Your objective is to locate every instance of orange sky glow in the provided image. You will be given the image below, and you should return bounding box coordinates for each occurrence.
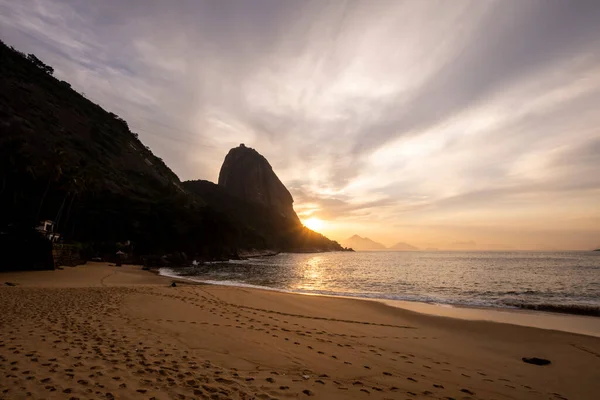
[3,0,599,250]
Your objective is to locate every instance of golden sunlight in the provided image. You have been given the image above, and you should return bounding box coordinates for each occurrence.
[303,217,325,232]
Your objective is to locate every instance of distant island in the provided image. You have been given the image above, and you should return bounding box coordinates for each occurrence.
[341,235,386,251]
[341,235,419,251]
[340,237,528,251]
[389,242,419,251]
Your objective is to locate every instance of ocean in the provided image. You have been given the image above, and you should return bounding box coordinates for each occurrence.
[160,251,600,316]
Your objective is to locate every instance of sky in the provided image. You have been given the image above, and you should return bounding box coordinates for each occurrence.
[1,0,599,250]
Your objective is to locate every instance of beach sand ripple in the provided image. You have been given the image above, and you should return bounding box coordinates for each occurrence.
[1,263,599,399]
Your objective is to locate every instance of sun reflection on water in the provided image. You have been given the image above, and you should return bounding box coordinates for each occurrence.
[170,252,600,314]
[295,255,325,291]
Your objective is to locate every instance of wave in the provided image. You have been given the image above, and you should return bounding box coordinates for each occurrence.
[158,268,600,317]
[503,290,541,295]
[159,270,496,309]
[194,279,296,293]
[159,268,444,301]
[159,269,288,291]
[501,302,600,317]
[203,259,254,265]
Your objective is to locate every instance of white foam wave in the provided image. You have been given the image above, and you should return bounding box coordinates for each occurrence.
[157,267,599,316]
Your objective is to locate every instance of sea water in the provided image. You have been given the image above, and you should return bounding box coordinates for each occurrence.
[160,251,600,316]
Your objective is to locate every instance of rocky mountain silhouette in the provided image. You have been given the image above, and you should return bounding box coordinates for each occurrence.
[342,235,419,251]
[342,235,387,251]
[0,40,344,269]
[388,242,419,251]
[218,144,298,221]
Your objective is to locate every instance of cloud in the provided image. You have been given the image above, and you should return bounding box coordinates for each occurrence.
[1,0,599,249]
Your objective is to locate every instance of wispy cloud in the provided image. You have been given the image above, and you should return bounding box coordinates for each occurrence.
[2,0,599,249]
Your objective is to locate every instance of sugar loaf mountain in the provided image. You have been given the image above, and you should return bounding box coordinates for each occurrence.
[0,41,345,271]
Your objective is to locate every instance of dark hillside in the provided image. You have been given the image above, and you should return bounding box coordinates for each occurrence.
[0,40,234,258]
[0,40,343,265]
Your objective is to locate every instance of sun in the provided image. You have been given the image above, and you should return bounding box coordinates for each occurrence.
[303,217,325,232]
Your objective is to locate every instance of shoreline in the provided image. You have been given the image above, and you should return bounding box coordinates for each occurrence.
[1,262,600,399]
[158,268,600,338]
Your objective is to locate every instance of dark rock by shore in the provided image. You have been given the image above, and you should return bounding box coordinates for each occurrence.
[522,357,551,366]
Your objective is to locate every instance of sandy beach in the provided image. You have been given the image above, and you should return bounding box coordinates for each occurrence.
[1,263,599,400]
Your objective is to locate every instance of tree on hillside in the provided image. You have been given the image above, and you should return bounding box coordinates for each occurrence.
[26,53,54,75]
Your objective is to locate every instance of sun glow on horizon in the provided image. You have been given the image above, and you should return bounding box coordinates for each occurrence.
[303,217,325,232]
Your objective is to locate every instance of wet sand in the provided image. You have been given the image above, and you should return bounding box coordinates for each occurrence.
[1,263,599,399]
[378,299,600,338]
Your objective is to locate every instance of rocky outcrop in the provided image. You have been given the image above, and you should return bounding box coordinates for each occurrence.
[218,144,299,221]
[184,179,345,253]
[522,357,551,366]
[186,146,347,253]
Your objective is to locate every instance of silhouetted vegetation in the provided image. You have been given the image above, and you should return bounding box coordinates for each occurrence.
[26,53,54,75]
[0,40,342,265]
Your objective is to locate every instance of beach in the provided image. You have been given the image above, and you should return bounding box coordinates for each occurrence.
[1,263,599,400]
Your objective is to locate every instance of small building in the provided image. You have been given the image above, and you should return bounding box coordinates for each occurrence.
[36,220,61,242]
[36,219,53,233]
